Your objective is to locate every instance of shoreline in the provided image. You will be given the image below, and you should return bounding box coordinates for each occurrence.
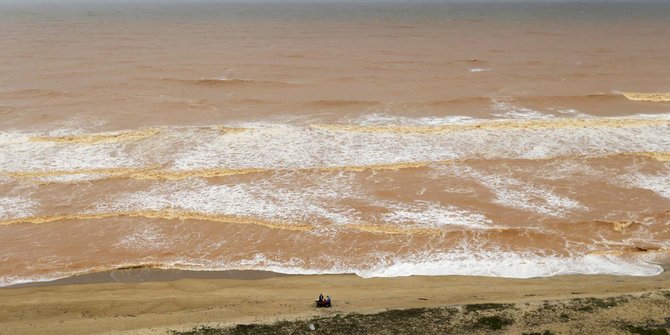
[1,269,669,334]
[6,253,669,289]
[6,269,292,289]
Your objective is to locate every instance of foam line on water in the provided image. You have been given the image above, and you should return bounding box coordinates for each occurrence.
[0,210,312,231]
[0,175,497,235]
[0,196,38,220]
[620,152,670,162]
[355,251,664,278]
[2,115,669,183]
[490,98,555,119]
[0,141,142,172]
[452,166,587,217]
[347,113,477,126]
[311,116,670,134]
[380,201,492,229]
[1,249,665,288]
[4,151,669,183]
[622,92,670,102]
[114,226,172,250]
[618,170,670,199]
[96,176,363,226]
[29,128,160,144]
[176,122,670,172]
[0,131,30,146]
[9,162,431,182]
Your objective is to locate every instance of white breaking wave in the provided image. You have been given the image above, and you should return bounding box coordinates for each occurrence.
[618,171,670,199]
[114,226,174,250]
[206,246,662,278]
[380,201,492,229]
[0,246,663,288]
[0,131,30,147]
[171,121,670,171]
[36,173,112,183]
[531,160,602,181]
[347,113,477,126]
[1,114,669,177]
[491,98,555,119]
[94,175,364,227]
[0,196,38,219]
[30,118,110,138]
[448,166,587,217]
[554,108,590,118]
[355,251,663,278]
[0,140,143,172]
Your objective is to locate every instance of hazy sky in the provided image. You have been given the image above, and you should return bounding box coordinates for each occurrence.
[1,0,665,3]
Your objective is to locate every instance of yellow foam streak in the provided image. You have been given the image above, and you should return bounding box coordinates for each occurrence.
[346,223,522,236]
[0,210,312,232]
[593,220,639,233]
[4,150,670,183]
[5,152,670,184]
[132,168,267,180]
[2,161,433,182]
[619,152,670,162]
[2,167,265,180]
[318,161,433,172]
[218,126,248,134]
[4,167,143,179]
[311,118,670,134]
[0,212,463,236]
[5,149,670,183]
[589,249,669,256]
[348,223,441,236]
[30,129,160,144]
[622,92,670,102]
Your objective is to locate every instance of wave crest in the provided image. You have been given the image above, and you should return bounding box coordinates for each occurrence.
[159,77,294,88]
[2,161,433,182]
[30,129,160,144]
[312,117,670,134]
[0,210,312,232]
[622,92,670,102]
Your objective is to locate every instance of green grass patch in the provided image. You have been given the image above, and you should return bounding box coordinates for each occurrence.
[474,316,513,330]
[626,326,669,335]
[572,297,621,312]
[464,303,513,312]
[376,307,428,319]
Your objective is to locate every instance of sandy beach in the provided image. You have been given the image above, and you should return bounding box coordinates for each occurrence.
[2,0,670,286]
[1,270,669,334]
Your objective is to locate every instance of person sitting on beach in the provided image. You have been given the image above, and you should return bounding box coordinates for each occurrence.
[325,296,331,307]
[316,294,325,307]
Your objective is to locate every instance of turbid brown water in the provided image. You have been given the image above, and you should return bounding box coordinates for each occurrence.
[1,1,669,286]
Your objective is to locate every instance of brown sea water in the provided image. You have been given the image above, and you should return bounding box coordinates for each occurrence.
[1,1,670,285]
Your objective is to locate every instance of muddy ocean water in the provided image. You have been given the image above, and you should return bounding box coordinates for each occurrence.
[1,1,669,286]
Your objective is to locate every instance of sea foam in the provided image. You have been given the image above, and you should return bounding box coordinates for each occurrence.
[380,201,492,229]
[0,196,37,220]
[2,114,669,182]
[356,251,663,278]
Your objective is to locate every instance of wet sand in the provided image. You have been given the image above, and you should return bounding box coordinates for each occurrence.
[7,269,290,288]
[1,270,669,334]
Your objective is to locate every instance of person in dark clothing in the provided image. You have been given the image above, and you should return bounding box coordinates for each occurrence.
[316,293,332,307]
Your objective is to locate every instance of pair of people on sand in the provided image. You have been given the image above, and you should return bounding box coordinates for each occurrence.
[316,293,331,307]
